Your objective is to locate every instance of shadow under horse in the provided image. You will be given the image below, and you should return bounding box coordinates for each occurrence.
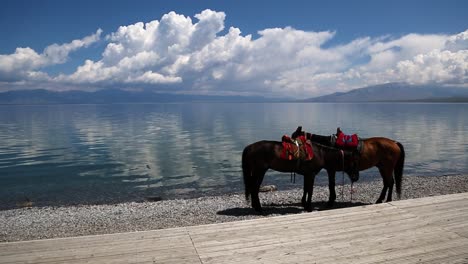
[291,126,405,204]
[242,140,359,212]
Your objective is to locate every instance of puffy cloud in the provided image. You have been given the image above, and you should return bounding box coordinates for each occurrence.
[55,10,232,90]
[0,29,102,82]
[0,47,46,79]
[43,29,102,64]
[395,49,468,85]
[0,9,467,97]
[278,31,467,95]
[190,9,226,50]
[343,32,468,88]
[445,30,468,51]
[126,71,182,84]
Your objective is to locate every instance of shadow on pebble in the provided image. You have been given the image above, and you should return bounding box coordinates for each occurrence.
[217,206,304,216]
[217,201,371,216]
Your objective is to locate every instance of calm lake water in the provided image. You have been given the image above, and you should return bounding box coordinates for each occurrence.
[1,103,467,209]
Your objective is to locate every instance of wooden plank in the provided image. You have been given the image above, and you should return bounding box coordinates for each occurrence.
[190,206,415,246]
[371,244,468,264]
[189,203,394,235]
[191,194,468,263]
[0,227,189,256]
[192,215,423,256]
[210,227,466,264]
[391,192,468,208]
[195,216,429,261]
[0,243,198,264]
[0,228,201,264]
[189,204,397,241]
[398,199,468,214]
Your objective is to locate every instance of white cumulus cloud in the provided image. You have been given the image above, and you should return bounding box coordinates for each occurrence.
[395,49,468,84]
[0,9,467,97]
[0,29,102,82]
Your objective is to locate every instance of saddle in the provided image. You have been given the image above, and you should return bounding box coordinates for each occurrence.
[280,135,314,161]
[332,127,363,152]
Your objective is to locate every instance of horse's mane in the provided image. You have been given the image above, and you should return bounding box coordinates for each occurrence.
[293,131,346,153]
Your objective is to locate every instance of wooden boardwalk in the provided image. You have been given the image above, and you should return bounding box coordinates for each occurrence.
[1,193,468,264]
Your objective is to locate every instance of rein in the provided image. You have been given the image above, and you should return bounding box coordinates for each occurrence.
[301,130,355,202]
[340,150,345,201]
[290,172,296,183]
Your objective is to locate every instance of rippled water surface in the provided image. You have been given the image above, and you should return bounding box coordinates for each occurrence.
[1,103,467,209]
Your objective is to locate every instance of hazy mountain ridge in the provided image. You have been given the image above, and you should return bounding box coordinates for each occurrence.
[1,83,467,104]
[0,89,277,104]
[301,83,468,102]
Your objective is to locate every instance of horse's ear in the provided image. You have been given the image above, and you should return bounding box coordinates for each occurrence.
[296,126,302,132]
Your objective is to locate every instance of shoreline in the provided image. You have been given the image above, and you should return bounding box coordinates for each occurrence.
[1,174,467,242]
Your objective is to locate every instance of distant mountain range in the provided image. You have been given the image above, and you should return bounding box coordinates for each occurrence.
[0,89,276,104]
[0,83,467,104]
[300,83,468,102]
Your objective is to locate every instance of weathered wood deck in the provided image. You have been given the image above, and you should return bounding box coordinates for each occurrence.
[1,192,468,264]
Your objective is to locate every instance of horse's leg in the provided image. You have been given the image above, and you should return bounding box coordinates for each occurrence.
[327,169,336,207]
[251,169,267,212]
[251,189,261,212]
[386,178,394,202]
[302,175,308,208]
[376,166,394,203]
[376,184,387,204]
[304,173,315,212]
[383,167,395,202]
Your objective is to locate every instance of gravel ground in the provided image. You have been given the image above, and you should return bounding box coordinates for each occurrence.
[1,175,467,242]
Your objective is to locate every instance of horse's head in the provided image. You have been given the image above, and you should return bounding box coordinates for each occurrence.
[291,126,304,139]
[344,151,360,182]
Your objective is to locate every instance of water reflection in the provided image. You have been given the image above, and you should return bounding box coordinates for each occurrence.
[0,103,467,209]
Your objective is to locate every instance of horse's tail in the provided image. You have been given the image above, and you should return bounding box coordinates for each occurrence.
[242,145,251,201]
[394,142,405,199]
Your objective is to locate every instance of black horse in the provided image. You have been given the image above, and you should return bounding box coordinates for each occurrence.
[242,140,359,212]
[291,126,405,204]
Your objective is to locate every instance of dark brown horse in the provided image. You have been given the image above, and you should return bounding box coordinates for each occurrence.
[291,126,405,204]
[242,140,359,212]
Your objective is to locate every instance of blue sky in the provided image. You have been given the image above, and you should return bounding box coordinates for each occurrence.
[0,0,467,97]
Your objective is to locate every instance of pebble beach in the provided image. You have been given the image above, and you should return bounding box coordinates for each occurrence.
[1,174,467,242]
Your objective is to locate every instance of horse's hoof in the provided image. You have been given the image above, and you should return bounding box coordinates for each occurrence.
[327,200,335,207]
[376,199,383,204]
